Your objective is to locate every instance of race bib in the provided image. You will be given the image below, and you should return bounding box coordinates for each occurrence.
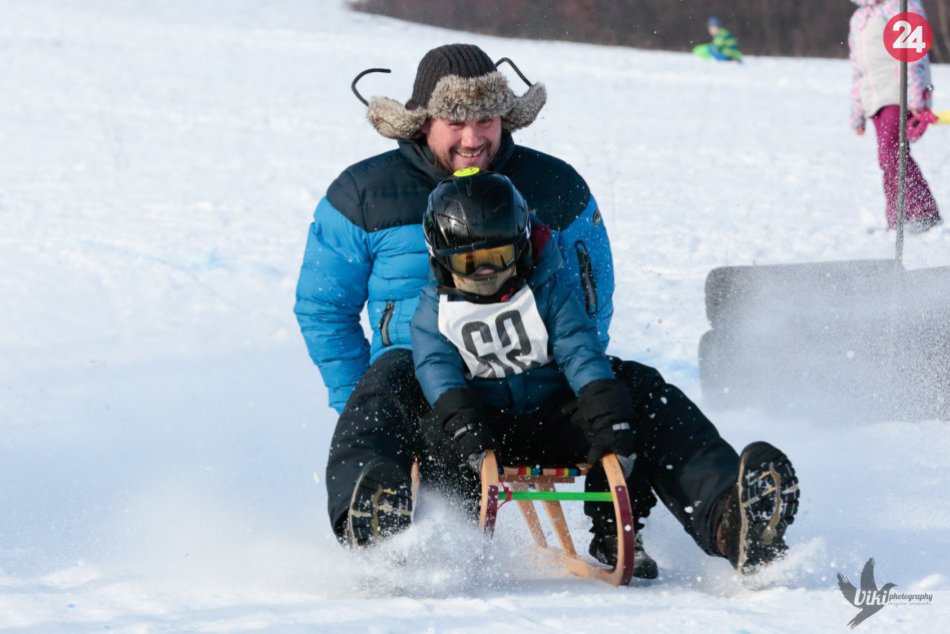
[438,285,551,379]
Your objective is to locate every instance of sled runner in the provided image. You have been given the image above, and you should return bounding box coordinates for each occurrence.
[478,450,635,586]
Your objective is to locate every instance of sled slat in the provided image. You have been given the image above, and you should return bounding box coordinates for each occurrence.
[500,465,588,477]
[538,482,577,556]
[497,475,578,484]
[499,491,614,501]
[512,483,547,548]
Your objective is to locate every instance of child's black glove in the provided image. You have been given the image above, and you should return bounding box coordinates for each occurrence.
[587,421,637,475]
[577,378,638,474]
[433,387,497,471]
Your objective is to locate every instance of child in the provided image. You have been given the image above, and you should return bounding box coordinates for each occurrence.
[410,168,799,575]
[849,0,941,232]
[693,16,743,62]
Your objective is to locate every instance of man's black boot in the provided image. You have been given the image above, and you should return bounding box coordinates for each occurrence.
[715,442,800,574]
[346,458,413,547]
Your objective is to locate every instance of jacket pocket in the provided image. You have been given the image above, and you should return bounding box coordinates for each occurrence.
[574,241,598,316]
[378,300,396,347]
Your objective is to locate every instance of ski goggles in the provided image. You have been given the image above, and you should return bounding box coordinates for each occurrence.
[446,243,517,276]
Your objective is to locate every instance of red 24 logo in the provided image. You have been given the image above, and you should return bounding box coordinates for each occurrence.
[884,12,933,63]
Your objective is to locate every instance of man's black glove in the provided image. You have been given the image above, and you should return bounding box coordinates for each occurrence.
[577,378,638,474]
[433,387,497,472]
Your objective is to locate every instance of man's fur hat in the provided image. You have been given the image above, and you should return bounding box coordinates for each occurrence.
[366,44,546,140]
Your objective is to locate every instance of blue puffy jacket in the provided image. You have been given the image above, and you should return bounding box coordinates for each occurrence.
[294,133,615,412]
[411,225,614,413]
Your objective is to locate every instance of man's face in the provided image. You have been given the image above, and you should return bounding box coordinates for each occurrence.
[422,116,502,173]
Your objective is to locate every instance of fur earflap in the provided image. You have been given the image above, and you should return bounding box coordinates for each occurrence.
[367,96,428,141]
[366,71,547,140]
[502,82,546,132]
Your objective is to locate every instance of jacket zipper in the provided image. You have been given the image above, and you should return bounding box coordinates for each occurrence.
[574,241,598,316]
[379,300,395,347]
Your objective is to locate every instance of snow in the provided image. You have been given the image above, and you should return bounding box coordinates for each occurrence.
[2,0,949,631]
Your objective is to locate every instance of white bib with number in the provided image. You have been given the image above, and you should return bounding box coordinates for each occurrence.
[438,285,551,379]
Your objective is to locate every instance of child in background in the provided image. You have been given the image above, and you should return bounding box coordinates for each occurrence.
[694,16,744,62]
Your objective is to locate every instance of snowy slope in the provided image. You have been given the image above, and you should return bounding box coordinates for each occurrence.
[1,1,949,631]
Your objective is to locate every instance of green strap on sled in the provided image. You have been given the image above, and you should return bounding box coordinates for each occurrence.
[500,490,614,502]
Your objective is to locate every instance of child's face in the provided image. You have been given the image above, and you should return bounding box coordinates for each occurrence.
[451,267,515,297]
[446,243,518,297]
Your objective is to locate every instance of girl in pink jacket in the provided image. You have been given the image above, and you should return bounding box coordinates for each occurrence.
[849,0,942,232]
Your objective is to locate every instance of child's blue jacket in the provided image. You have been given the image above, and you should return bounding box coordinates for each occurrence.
[411,226,614,413]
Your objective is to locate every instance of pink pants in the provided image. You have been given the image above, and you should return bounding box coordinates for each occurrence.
[871,105,941,229]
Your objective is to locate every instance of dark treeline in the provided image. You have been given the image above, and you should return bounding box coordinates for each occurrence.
[349,0,950,64]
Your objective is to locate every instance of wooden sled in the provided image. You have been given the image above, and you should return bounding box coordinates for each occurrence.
[478,450,634,586]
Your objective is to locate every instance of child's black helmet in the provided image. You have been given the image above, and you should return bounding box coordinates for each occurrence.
[423,168,532,297]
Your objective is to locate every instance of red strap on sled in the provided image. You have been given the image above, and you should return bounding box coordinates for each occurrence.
[497,483,513,511]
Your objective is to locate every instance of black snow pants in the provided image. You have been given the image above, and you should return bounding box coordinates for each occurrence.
[325,349,428,538]
[325,349,740,555]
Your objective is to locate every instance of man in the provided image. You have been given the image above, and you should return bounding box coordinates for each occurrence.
[294,44,794,578]
[296,41,654,569]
